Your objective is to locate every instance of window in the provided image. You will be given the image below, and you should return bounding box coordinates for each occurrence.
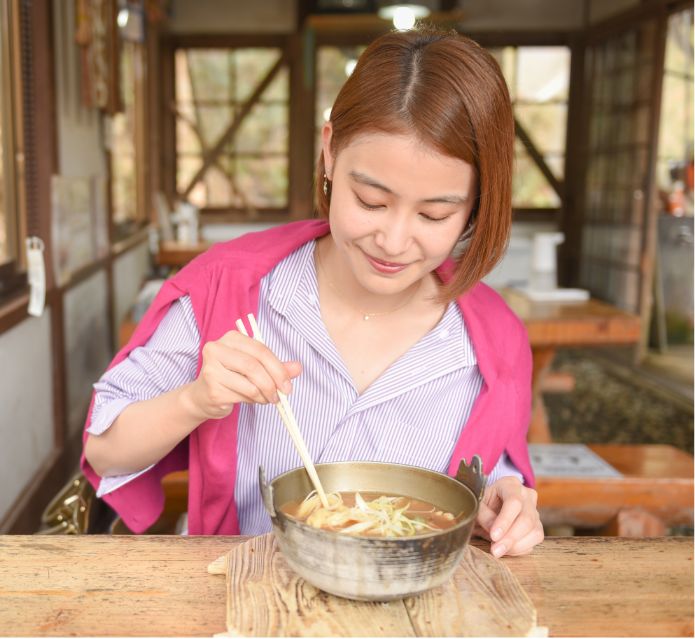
[656,8,693,210]
[111,40,146,239]
[492,46,570,210]
[315,45,366,159]
[0,0,25,296]
[173,46,289,216]
[579,21,661,313]
[316,44,570,213]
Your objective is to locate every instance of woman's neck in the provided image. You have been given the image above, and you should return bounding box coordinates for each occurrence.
[314,237,438,320]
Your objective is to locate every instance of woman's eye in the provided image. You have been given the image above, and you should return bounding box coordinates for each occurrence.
[355,195,384,210]
[419,212,450,223]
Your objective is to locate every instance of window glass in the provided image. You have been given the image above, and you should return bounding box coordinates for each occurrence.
[656,9,694,204]
[174,47,289,211]
[0,10,10,265]
[315,45,366,159]
[497,46,570,208]
[111,41,139,229]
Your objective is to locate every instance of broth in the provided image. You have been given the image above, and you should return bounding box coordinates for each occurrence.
[280,491,460,537]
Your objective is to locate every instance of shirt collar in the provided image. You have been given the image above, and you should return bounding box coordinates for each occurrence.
[266,240,317,318]
[266,241,477,370]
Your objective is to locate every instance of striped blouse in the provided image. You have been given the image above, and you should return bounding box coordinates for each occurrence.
[88,240,522,535]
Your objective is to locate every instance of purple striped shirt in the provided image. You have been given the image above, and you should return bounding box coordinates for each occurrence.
[89,241,522,535]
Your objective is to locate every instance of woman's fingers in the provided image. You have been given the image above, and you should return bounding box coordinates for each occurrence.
[487,491,523,547]
[491,506,542,558]
[211,365,270,405]
[475,478,543,559]
[212,331,294,398]
[284,360,303,379]
[215,347,281,403]
[499,520,545,557]
[474,500,497,539]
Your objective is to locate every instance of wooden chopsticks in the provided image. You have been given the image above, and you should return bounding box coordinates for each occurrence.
[235,313,330,508]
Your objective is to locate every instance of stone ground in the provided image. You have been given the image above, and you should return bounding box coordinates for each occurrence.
[542,349,693,535]
[544,350,693,453]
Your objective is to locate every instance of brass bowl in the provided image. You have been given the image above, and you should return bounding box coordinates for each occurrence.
[259,457,486,601]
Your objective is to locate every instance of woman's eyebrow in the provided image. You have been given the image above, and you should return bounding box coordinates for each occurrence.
[349,170,468,204]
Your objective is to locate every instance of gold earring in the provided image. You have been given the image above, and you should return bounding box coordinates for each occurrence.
[323,173,330,197]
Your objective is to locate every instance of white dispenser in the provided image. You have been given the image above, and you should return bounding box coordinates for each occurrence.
[522,232,589,302]
[530,232,564,292]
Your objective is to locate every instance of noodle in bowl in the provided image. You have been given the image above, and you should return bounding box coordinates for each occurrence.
[259,458,486,601]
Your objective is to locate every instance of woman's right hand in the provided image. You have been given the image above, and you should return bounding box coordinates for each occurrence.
[182,329,302,421]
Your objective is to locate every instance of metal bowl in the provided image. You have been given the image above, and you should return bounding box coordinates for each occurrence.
[259,457,486,601]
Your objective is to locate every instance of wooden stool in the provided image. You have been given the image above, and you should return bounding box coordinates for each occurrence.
[536,444,694,537]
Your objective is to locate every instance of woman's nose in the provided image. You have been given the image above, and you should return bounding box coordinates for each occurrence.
[373,212,412,256]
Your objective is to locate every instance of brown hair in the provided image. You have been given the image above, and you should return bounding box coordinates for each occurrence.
[315,27,514,302]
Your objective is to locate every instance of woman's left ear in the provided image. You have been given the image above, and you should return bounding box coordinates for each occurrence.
[321,121,334,179]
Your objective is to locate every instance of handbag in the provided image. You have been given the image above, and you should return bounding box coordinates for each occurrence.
[37,471,116,534]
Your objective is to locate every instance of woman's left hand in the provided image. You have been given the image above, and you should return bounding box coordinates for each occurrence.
[473,476,544,558]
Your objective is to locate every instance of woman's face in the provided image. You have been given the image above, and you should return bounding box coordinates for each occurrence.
[322,126,476,297]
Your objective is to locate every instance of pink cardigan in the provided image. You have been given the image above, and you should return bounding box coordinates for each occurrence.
[81,219,534,534]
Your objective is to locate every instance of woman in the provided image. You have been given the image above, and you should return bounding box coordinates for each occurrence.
[83,27,543,558]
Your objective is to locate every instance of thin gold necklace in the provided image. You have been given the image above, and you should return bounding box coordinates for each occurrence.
[315,244,420,321]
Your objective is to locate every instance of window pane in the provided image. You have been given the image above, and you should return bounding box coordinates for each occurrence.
[175,46,289,210]
[177,155,204,195]
[176,113,203,155]
[658,75,688,160]
[0,99,7,264]
[180,49,231,102]
[509,47,569,209]
[263,66,289,102]
[515,104,567,154]
[0,16,9,266]
[516,47,570,102]
[236,156,288,208]
[316,46,366,132]
[235,49,283,102]
[664,10,693,74]
[196,105,235,149]
[489,47,516,100]
[111,43,138,226]
[236,103,287,154]
[513,141,561,207]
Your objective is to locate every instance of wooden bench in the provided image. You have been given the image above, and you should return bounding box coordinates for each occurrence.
[536,444,694,536]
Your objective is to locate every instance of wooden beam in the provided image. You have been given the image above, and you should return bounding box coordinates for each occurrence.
[559,35,587,287]
[637,12,668,361]
[288,30,316,219]
[181,54,286,199]
[514,116,564,199]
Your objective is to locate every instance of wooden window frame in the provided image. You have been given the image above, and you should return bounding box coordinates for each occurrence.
[0,0,28,303]
[162,34,293,222]
[109,32,151,244]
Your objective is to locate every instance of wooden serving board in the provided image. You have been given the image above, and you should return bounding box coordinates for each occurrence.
[208,533,540,637]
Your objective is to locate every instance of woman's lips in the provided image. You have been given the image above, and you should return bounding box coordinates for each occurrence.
[364,252,409,274]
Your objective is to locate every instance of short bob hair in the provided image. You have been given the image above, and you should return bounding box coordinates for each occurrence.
[315,27,514,302]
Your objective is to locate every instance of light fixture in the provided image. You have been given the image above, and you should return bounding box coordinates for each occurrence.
[117,8,130,28]
[377,3,431,30]
[116,3,145,42]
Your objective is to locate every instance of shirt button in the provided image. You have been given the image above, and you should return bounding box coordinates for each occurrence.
[308,293,318,306]
[439,328,450,340]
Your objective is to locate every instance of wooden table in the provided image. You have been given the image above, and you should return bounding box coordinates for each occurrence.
[156,240,210,268]
[0,535,691,637]
[501,289,642,442]
[536,444,694,536]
